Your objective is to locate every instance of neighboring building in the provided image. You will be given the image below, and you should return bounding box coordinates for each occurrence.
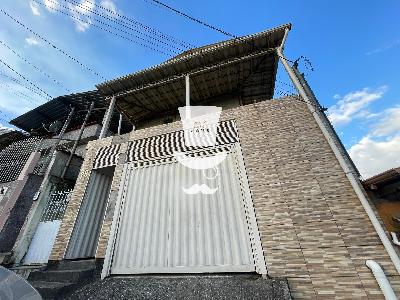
[364,167,400,234]
[0,91,130,267]
[2,24,400,299]
[0,127,27,150]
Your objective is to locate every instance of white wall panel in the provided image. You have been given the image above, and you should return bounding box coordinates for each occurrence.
[24,220,61,264]
[111,151,254,274]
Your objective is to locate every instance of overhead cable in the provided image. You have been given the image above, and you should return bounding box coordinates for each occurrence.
[0,8,106,80]
[0,39,71,93]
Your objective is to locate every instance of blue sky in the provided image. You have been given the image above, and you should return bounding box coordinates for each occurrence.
[0,0,399,178]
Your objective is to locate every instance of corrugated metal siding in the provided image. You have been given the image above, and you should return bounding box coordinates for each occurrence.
[66,171,113,259]
[111,152,254,274]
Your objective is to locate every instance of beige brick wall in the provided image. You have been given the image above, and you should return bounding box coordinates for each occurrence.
[51,97,400,299]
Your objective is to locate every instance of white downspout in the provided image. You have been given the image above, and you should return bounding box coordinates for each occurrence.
[277,27,400,276]
[366,260,397,300]
[391,232,400,246]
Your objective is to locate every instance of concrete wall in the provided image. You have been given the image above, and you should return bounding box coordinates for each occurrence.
[50,97,400,299]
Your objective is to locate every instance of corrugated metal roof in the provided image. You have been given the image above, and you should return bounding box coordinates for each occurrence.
[96,24,291,125]
[10,90,131,135]
[363,167,400,186]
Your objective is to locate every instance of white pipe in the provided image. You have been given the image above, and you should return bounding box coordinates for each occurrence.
[117,113,122,135]
[391,232,400,246]
[278,27,400,275]
[185,75,191,119]
[366,260,397,300]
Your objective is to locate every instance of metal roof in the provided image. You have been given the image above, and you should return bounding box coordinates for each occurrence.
[363,167,400,186]
[96,24,291,124]
[0,128,27,150]
[10,90,132,135]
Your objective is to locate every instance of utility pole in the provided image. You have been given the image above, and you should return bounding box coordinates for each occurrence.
[291,62,360,178]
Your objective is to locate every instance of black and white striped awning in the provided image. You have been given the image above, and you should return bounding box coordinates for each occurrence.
[92,120,238,169]
[93,144,121,169]
[127,120,237,163]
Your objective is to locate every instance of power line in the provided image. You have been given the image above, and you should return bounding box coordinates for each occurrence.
[0,73,44,101]
[0,59,52,99]
[64,0,194,49]
[144,0,238,38]
[0,39,72,93]
[34,0,177,55]
[61,0,188,52]
[0,82,39,106]
[0,8,106,80]
[0,81,40,106]
[142,0,302,67]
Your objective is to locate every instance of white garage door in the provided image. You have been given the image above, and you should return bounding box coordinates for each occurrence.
[109,149,259,274]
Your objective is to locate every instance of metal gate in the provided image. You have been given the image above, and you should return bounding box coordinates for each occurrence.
[65,169,113,259]
[109,148,257,274]
[24,189,72,265]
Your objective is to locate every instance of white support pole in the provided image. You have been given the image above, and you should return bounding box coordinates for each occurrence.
[118,113,123,135]
[185,75,191,119]
[99,96,116,139]
[277,27,400,275]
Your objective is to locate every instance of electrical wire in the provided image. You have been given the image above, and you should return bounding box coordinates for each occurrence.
[0,108,13,126]
[63,0,194,49]
[61,0,187,52]
[0,8,106,80]
[0,39,72,93]
[34,0,177,55]
[0,81,39,105]
[144,0,238,38]
[0,58,52,99]
[141,0,298,65]
[0,73,44,101]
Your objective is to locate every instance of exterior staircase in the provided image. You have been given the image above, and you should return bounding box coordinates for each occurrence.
[27,259,98,299]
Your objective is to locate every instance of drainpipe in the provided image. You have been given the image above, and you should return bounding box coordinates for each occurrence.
[391,232,400,246]
[366,260,397,300]
[185,75,191,119]
[60,101,94,180]
[117,113,122,135]
[99,96,116,139]
[277,27,400,275]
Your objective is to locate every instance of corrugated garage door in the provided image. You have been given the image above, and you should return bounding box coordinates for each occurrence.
[110,150,255,274]
[66,168,114,259]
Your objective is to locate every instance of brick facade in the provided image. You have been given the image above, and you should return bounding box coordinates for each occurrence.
[50,97,400,299]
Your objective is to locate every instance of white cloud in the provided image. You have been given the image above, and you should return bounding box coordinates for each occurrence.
[44,0,60,12]
[67,0,95,32]
[348,105,400,179]
[327,86,387,126]
[371,106,400,137]
[366,39,400,56]
[100,0,118,16]
[25,36,40,46]
[29,1,41,16]
[349,136,400,179]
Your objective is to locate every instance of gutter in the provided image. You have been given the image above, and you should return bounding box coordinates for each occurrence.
[277,27,400,276]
